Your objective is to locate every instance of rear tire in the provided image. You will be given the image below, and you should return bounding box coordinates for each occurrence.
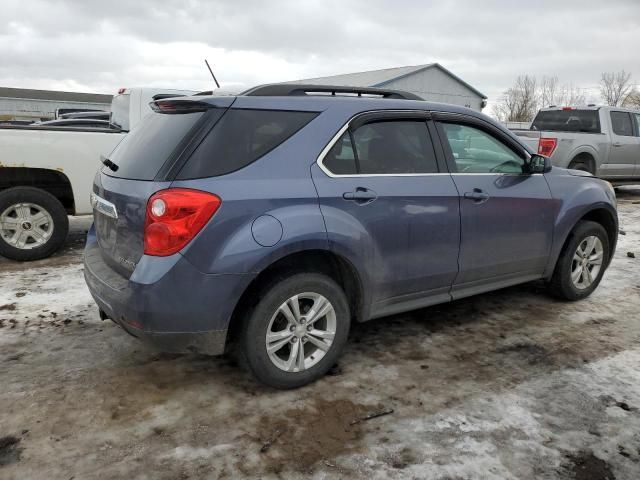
[549,221,609,301]
[568,158,593,174]
[239,272,350,389]
[0,187,69,261]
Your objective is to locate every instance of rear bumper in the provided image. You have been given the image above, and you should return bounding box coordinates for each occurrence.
[104,311,228,355]
[83,226,254,355]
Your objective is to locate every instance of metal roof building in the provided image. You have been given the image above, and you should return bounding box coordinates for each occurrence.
[287,63,487,111]
[0,87,112,122]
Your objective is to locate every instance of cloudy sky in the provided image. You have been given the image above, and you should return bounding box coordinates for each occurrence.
[1,0,639,112]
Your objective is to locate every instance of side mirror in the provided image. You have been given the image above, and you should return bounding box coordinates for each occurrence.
[528,154,552,174]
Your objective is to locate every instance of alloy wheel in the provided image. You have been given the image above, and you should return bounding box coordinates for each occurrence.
[570,235,604,290]
[265,292,336,372]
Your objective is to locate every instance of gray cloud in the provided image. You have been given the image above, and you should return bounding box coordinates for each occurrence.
[1,0,638,108]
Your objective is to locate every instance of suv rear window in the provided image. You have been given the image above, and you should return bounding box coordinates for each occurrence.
[531,110,601,133]
[176,109,318,179]
[104,111,206,180]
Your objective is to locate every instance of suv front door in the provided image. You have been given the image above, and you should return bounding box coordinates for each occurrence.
[434,114,555,299]
[311,112,460,317]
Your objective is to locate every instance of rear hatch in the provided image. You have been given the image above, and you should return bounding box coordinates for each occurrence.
[92,97,233,278]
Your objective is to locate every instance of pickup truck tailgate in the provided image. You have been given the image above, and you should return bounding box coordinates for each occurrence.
[513,130,540,152]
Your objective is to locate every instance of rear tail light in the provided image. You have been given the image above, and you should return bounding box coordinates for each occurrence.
[538,137,558,157]
[144,188,221,256]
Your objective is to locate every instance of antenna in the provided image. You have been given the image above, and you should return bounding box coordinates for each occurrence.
[204,59,220,89]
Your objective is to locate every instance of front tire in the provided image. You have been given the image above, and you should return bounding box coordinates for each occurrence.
[549,220,609,300]
[0,187,69,261]
[239,273,350,389]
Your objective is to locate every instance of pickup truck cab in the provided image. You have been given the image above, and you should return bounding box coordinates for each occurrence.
[513,106,640,182]
[0,87,195,261]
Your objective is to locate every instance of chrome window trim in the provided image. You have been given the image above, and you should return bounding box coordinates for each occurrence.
[316,110,448,178]
[316,109,536,178]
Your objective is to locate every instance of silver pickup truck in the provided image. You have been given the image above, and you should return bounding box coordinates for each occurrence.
[513,106,640,184]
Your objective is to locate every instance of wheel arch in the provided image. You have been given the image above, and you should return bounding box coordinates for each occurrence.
[0,167,75,214]
[567,149,597,174]
[549,206,618,278]
[225,249,365,349]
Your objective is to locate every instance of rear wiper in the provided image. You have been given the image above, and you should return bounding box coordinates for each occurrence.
[100,155,119,172]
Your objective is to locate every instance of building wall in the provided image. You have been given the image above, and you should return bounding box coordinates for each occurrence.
[0,97,111,121]
[383,68,484,111]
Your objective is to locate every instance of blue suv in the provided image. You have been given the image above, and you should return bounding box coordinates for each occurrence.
[84,84,618,388]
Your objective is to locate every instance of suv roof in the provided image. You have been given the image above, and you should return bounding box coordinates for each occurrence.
[155,84,485,120]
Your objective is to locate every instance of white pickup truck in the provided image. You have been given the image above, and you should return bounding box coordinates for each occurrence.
[513,106,640,182]
[0,87,195,261]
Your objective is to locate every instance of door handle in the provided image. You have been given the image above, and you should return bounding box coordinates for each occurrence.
[463,188,490,203]
[612,142,623,147]
[343,187,377,204]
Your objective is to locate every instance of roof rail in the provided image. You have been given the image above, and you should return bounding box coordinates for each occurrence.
[241,83,423,101]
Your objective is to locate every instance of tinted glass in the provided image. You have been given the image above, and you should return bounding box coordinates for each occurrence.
[105,111,205,180]
[440,123,525,174]
[610,111,634,136]
[323,132,357,175]
[351,121,438,174]
[177,109,318,179]
[635,114,640,136]
[531,110,600,133]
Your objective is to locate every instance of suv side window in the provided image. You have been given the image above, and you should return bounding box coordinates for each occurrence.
[323,120,438,175]
[353,121,438,174]
[177,109,318,179]
[610,111,634,136]
[323,132,357,175]
[439,123,525,174]
[635,113,640,136]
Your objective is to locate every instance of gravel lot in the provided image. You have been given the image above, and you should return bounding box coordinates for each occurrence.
[1,187,639,480]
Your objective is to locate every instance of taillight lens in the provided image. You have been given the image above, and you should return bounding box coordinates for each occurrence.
[538,137,558,157]
[144,188,221,256]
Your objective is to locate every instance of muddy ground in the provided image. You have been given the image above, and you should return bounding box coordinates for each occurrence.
[1,188,639,479]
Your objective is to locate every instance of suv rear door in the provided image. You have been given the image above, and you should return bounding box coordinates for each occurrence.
[434,113,555,299]
[311,111,460,317]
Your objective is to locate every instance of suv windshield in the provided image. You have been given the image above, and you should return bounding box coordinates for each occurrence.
[531,110,601,133]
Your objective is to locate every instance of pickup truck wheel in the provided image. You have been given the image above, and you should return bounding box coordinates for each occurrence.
[568,160,593,174]
[239,273,350,389]
[549,220,609,301]
[0,187,69,261]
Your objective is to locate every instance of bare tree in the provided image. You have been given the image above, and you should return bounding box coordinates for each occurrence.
[622,88,640,109]
[600,70,633,106]
[493,75,588,122]
[558,83,586,106]
[539,76,559,107]
[492,75,538,122]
